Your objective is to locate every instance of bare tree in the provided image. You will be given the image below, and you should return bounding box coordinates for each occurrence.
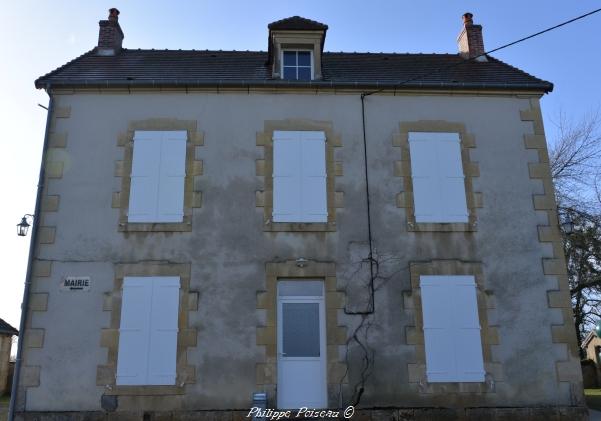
[550,110,601,347]
[550,109,601,210]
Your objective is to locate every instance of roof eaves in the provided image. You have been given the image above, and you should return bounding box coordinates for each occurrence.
[39,78,553,93]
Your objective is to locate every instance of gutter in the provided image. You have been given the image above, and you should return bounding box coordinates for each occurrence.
[8,88,54,421]
[34,78,554,93]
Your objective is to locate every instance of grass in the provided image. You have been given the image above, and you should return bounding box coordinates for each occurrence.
[0,395,8,421]
[586,389,601,411]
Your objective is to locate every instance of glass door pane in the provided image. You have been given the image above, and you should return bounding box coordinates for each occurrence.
[282,302,320,357]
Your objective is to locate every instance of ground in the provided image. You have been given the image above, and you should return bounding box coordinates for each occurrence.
[587,389,601,411]
[0,393,600,420]
[0,395,8,421]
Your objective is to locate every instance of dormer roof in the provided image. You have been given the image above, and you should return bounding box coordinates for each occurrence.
[268,16,328,31]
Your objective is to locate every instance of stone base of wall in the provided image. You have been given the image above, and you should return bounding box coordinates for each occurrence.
[15,406,589,420]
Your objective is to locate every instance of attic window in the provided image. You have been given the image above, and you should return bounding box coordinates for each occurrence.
[282,50,312,81]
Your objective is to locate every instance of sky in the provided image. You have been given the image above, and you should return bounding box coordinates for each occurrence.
[1,1,600,333]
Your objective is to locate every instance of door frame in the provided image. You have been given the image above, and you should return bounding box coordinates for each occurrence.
[276,279,327,409]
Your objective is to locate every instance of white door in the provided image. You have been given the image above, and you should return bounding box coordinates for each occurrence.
[277,280,327,409]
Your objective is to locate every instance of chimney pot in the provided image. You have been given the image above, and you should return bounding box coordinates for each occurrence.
[97,7,124,55]
[457,12,486,61]
[108,8,120,21]
[462,13,474,25]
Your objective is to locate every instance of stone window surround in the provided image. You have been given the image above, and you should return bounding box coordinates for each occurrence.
[393,121,482,232]
[256,260,347,408]
[405,260,502,396]
[97,262,198,397]
[256,119,343,232]
[114,118,204,232]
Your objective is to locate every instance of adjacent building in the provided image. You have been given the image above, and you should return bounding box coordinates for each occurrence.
[0,318,18,396]
[11,8,587,420]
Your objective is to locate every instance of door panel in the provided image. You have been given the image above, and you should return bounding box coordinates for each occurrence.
[277,281,327,409]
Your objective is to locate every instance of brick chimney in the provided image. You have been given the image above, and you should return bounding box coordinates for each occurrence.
[97,8,124,55]
[457,12,487,61]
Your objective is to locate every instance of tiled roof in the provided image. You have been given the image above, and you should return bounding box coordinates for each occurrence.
[35,49,553,92]
[268,16,328,31]
[0,318,18,336]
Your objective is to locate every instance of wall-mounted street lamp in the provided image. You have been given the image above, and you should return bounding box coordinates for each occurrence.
[17,214,34,237]
[560,210,575,235]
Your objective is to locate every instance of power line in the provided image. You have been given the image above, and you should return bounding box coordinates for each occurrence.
[362,7,601,97]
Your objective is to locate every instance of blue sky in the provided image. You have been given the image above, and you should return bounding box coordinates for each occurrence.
[1,1,600,329]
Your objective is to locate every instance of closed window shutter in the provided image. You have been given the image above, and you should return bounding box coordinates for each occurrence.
[116,276,180,386]
[437,137,469,222]
[273,131,302,222]
[128,131,187,223]
[157,132,187,222]
[300,131,327,222]
[420,275,485,383]
[116,277,152,385]
[147,276,180,385]
[409,132,468,223]
[128,132,162,222]
[272,131,327,223]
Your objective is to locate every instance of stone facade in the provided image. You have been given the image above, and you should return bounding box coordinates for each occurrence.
[13,89,587,420]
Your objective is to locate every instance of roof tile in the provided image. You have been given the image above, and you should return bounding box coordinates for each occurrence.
[35,49,553,92]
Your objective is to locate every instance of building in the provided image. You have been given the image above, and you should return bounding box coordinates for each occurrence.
[10,8,587,420]
[582,330,601,387]
[0,318,18,396]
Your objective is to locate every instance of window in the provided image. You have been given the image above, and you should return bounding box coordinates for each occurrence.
[420,275,485,383]
[408,132,469,223]
[116,276,180,386]
[282,50,312,81]
[272,130,327,223]
[128,130,187,223]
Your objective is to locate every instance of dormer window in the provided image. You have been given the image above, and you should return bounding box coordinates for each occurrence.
[267,16,327,81]
[282,50,313,81]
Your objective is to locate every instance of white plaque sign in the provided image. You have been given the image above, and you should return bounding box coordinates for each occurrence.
[61,276,91,292]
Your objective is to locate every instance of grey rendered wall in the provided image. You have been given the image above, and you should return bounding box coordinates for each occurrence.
[19,91,579,411]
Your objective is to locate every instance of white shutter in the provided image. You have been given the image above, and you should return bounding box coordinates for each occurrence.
[147,276,180,385]
[116,277,152,385]
[409,132,468,223]
[272,130,327,223]
[300,131,327,222]
[273,131,302,222]
[157,131,187,222]
[128,132,162,222]
[420,275,485,383]
[437,136,469,222]
[128,130,187,223]
[409,136,440,222]
[116,276,180,386]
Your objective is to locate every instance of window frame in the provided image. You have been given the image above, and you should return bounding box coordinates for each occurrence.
[115,119,204,233]
[419,275,485,383]
[406,260,499,395]
[272,130,328,223]
[408,132,469,224]
[394,121,481,233]
[116,276,180,386]
[256,120,343,232]
[127,130,187,224]
[281,49,314,81]
[97,262,198,397]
